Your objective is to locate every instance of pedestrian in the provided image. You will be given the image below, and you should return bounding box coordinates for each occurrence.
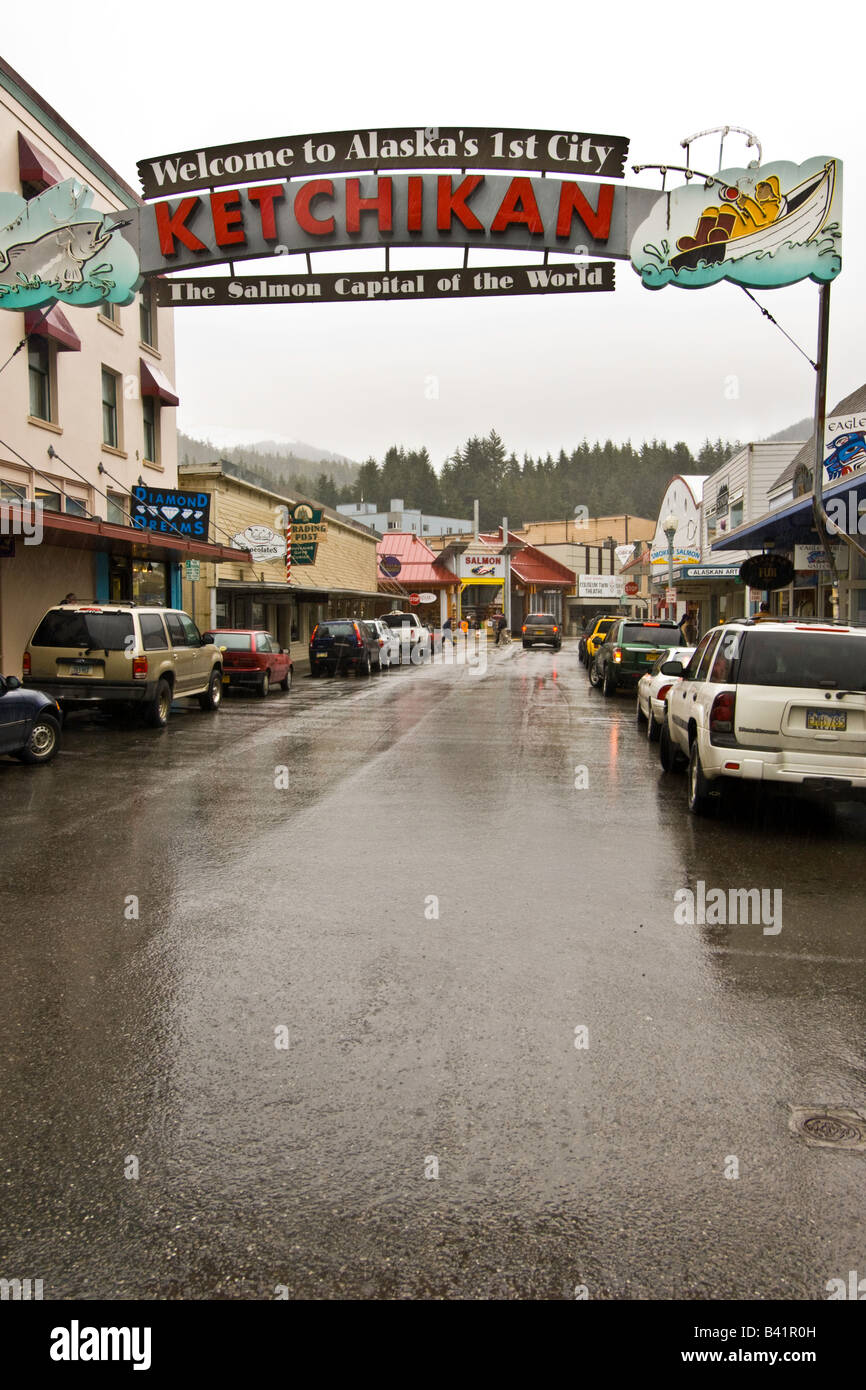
[495,614,508,646]
[59,592,78,604]
[754,601,773,622]
[679,611,697,645]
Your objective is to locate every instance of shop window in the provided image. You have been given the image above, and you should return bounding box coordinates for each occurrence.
[107,491,127,525]
[139,286,157,348]
[28,337,54,422]
[0,479,27,502]
[132,559,167,606]
[142,396,159,463]
[251,602,266,627]
[109,554,132,601]
[101,367,121,449]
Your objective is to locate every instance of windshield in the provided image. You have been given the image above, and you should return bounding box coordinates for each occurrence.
[209,633,252,650]
[526,614,555,624]
[738,631,866,690]
[381,613,414,628]
[315,621,356,638]
[31,609,134,651]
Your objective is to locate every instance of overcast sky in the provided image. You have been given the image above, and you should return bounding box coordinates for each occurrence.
[3,2,863,466]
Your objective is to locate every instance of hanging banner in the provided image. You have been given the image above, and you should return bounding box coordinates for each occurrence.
[131,486,211,539]
[631,157,842,291]
[155,261,615,306]
[137,127,631,199]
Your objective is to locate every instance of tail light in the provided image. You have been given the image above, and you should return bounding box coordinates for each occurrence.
[353,623,364,646]
[612,647,623,663]
[22,651,31,676]
[310,625,318,642]
[656,682,673,703]
[521,625,527,634]
[132,656,148,680]
[552,625,559,634]
[710,690,736,734]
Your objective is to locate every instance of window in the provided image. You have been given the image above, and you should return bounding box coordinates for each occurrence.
[100,301,118,325]
[31,609,133,650]
[102,368,119,448]
[107,491,127,525]
[165,612,187,647]
[35,486,61,512]
[256,633,273,652]
[794,463,813,498]
[28,337,52,421]
[179,614,202,647]
[139,287,157,348]
[65,496,87,516]
[140,613,169,650]
[142,396,158,463]
[683,631,715,679]
[729,497,744,530]
[0,479,26,502]
[696,634,719,681]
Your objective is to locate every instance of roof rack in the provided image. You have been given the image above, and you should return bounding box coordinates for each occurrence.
[737,616,860,628]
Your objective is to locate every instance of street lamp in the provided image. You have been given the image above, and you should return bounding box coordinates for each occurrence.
[662,513,679,616]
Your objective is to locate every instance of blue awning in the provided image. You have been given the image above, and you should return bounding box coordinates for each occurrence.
[712,471,866,552]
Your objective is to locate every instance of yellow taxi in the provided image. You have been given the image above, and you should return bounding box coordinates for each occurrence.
[583,615,620,666]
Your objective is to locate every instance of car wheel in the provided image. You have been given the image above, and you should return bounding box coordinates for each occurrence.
[258,670,271,698]
[688,741,714,815]
[522,641,530,648]
[647,711,661,743]
[16,714,60,764]
[602,663,616,697]
[144,678,173,727]
[357,652,371,678]
[588,658,602,688]
[659,719,685,773]
[280,669,292,692]
[198,669,222,712]
[310,664,320,678]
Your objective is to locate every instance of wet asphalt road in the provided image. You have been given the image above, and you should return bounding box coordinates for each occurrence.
[1,638,865,1301]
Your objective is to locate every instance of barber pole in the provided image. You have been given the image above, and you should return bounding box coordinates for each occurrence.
[285,511,291,585]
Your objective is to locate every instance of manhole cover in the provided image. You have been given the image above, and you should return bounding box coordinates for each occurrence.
[788,1106,866,1150]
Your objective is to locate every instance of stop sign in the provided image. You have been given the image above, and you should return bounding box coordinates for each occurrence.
[409,593,420,606]
[624,581,639,596]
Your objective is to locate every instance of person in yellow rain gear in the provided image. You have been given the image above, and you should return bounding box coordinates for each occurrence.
[676,177,783,255]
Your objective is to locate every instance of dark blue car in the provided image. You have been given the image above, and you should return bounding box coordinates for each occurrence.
[0,674,62,764]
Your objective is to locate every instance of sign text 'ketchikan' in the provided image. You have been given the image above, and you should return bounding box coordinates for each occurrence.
[138,172,653,277]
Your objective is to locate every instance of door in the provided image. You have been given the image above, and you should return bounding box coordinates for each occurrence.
[164,612,196,695]
[0,681,28,753]
[178,613,209,689]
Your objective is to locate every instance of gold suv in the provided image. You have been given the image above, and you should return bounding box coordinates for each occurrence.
[23,602,223,727]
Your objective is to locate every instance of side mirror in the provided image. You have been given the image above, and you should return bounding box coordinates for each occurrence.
[219,645,228,653]
[661,660,684,676]
[281,648,290,655]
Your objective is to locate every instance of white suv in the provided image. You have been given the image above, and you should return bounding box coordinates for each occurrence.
[658,619,866,814]
[379,611,430,663]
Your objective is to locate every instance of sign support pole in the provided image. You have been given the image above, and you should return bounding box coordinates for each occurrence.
[810,281,839,616]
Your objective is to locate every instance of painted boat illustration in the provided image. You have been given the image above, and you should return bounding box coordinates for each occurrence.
[670,161,836,273]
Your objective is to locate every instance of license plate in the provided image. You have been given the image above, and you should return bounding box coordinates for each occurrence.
[533,630,547,635]
[222,674,230,684]
[644,651,661,662]
[69,661,93,675]
[806,708,847,732]
[316,651,327,658]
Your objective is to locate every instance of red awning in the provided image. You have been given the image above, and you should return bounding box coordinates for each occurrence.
[140,359,180,407]
[25,305,81,352]
[18,131,63,189]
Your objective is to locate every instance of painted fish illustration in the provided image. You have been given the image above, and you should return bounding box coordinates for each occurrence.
[0,216,131,293]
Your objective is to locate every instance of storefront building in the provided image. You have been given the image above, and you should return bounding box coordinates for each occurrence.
[0,57,238,677]
[376,532,458,623]
[178,463,381,647]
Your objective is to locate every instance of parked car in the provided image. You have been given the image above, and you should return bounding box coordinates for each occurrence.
[23,602,223,727]
[0,673,62,764]
[590,619,682,694]
[309,619,384,676]
[582,614,620,666]
[659,618,866,814]
[521,612,561,650]
[379,610,429,663]
[636,646,695,741]
[202,629,292,697]
[366,618,395,669]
